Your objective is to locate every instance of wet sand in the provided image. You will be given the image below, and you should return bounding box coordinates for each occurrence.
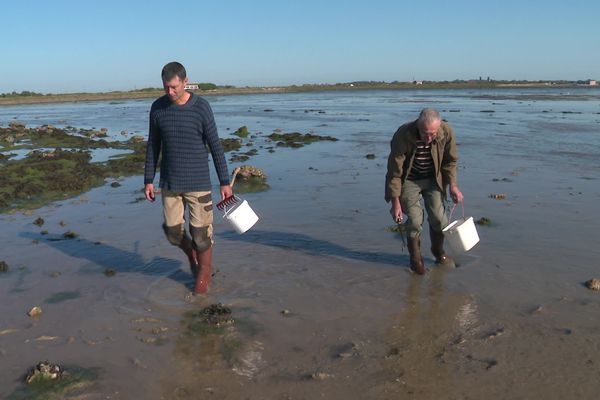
[1,89,600,399]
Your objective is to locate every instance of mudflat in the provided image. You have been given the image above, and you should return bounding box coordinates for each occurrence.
[1,88,599,399]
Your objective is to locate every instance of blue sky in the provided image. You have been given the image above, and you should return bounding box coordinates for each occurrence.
[1,0,598,93]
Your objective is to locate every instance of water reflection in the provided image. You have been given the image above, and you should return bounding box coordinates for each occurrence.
[382,271,477,398]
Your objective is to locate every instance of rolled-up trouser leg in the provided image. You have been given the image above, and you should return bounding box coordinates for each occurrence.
[190,225,213,252]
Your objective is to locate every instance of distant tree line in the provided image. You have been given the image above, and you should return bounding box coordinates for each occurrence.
[0,91,45,97]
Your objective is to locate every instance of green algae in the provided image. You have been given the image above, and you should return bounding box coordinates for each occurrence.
[0,126,147,213]
[232,126,249,138]
[267,131,338,148]
[8,365,100,400]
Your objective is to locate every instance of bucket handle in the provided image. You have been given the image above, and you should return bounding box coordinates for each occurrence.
[448,201,465,223]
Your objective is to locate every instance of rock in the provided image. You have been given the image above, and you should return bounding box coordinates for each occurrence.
[475,217,491,226]
[26,361,62,383]
[233,126,249,138]
[235,165,267,181]
[110,181,121,188]
[104,268,116,277]
[27,306,42,317]
[199,303,234,326]
[365,153,375,159]
[310,372,333,380]
[0,261,8,273]
[280,309,290,315]
[33,217,45,227]
[585,279,600,291]
[63,231,78,239]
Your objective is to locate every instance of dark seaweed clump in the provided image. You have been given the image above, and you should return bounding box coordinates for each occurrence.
[267,132,338,148]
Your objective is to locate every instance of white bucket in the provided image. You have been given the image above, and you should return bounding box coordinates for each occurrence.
[442,217,480,253]
[222,199,259,234]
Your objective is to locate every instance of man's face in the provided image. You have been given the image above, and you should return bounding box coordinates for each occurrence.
[163,76,188,104]
[418,120,441,144]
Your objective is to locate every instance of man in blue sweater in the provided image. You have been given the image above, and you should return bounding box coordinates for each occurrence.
[144,61,232,294]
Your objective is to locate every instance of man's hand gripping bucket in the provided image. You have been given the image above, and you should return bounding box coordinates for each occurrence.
[216,168,259,234]
[442,202,479,253]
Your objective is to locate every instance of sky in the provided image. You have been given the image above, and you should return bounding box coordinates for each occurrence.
[1,0,598,93]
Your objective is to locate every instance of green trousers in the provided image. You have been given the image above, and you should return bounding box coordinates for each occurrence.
[400,177,448,238]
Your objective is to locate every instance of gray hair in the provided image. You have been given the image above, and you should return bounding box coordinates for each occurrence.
[418,108,441,125]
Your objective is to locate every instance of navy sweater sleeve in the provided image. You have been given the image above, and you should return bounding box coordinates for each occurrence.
[201,101,230,187]
[144,100,162,185]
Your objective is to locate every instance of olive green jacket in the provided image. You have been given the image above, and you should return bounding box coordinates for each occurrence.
[385,120,459,202]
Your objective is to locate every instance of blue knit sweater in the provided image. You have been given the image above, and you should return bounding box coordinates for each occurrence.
[144,93,230,192]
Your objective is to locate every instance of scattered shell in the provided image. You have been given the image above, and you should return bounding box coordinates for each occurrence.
[35,335,60,342]
[584,279,600,291]
[310,372,333,380]
[27,306,42,317]
[489,193,507,200]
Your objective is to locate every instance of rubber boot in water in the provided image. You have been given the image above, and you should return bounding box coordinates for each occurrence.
[407,236,425,275]
[430,226,455,266]
[195,247,213,295]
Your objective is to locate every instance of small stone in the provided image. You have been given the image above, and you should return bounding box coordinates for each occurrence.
[27,306,42,317]
[110,181,121,188]
[50,272,61,278]
[25,361,62,383]
[475,217,492,226]
[33,217,45,227]
[489,193,507,200]
[0,261,8,273]
[365,154,376,160]
[310,372,333,380]
[104,268,116,277]
[281,309,290,315]
[63,231,78,239]
[584,279,600,291]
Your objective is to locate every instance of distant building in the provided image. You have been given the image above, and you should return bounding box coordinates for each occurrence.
[413,80,423,85]
[589,80,598,86]
[184,84,199,90]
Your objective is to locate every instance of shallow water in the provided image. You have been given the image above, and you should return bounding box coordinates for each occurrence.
[1,88,600,399]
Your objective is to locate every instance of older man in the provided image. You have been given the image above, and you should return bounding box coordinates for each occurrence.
[385,108,464,275]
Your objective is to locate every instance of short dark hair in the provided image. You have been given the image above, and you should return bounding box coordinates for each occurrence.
[161,62,186,81]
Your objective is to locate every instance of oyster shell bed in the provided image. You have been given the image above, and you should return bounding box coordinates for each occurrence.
[25,361,62,383]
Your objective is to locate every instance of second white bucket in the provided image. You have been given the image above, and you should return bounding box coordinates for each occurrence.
[442,217,480,253]
[223,199,259,234]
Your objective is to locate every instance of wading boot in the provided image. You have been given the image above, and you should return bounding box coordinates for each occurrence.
[179,235,199,277]
[407,236,426,275]
[430,227,455,267]
[195,247,213,295]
